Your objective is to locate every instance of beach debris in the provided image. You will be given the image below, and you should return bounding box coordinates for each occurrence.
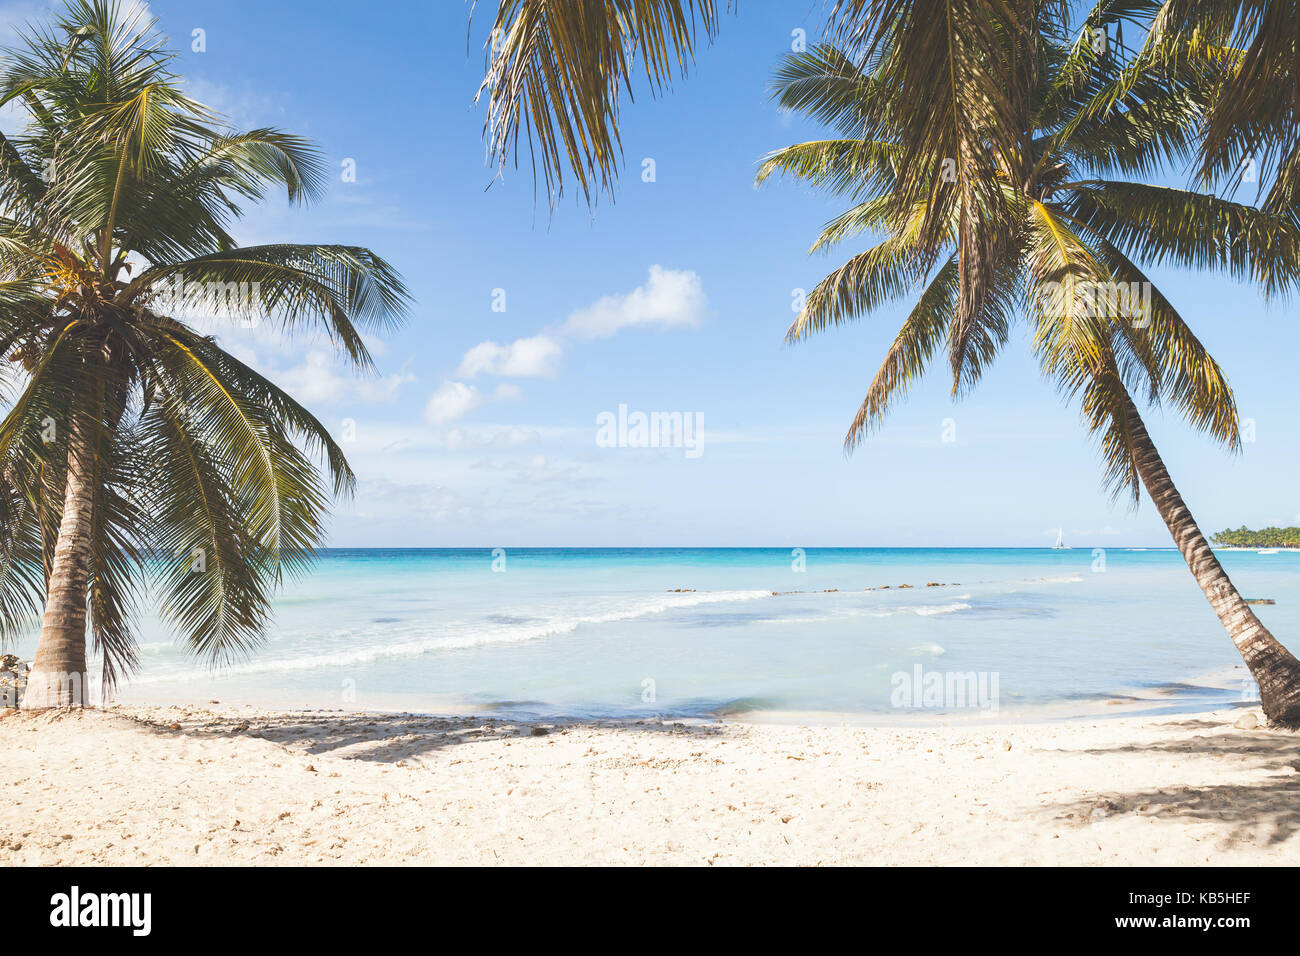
[0,655,23,709]
[1002,739,1012,751]
[767,582,966,595]
[168,722,181,731]
[1089,799,1117,822]
[530,726,549,736]
[1234,712,1261,730]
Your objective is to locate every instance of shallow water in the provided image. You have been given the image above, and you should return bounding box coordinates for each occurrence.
[14,547,1297,719]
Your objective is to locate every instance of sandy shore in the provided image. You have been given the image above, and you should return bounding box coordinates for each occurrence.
[3,703,1299,865]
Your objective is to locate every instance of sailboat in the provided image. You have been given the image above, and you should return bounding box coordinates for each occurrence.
[1052,527,1071,550]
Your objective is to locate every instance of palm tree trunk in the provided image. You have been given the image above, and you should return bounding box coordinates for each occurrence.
[21,412,95,709]
[1125,394,1300,725]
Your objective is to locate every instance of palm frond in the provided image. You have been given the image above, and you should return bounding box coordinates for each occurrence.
[1149,0,1300,184]
[165,328,356,497]
[127,244,410,370]
[1065,179,1300,294]
[845,255,958,448]
[475,0,725,208]
[141,394,272,666]
[755,139,901,200]
[1090,236,1239,448]
[141,326,328,586]
[786,234,926,343]
[85,418,149,692]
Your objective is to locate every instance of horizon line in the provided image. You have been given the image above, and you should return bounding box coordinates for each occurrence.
[312,544,1188,550]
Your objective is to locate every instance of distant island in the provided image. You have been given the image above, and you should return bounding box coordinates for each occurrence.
[1212,526,1300,549]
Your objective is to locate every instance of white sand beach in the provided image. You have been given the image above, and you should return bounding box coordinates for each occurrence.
[3,703,1299,866]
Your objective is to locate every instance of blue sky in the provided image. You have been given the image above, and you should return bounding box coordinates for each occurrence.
[9,0,1298,547]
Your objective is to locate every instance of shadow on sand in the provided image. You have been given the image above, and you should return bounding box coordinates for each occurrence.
[1050,718,1300,845]
[120,707,728,763]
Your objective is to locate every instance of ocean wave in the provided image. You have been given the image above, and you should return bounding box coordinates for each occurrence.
[131,589,772,682]
[914,602,972,616]
[763,599,977,625]
[864,602,973,618]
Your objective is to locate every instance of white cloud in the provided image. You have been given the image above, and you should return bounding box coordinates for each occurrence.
[563,265,707,339]
[179,76,279,132]
[424,380,481,424]
[185,317,414,409]
[272,350,415,406]
[457,334,562,378]
[443,267,704,399]
[444,425,541,451]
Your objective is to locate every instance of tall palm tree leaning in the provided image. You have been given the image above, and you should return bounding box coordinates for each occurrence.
[0,0,409,708]
[756,2,1300,724]
[475,1,1300,721]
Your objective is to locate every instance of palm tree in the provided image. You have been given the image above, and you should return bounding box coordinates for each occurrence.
[0,0,409,708]
[757,4,1300,724]
[474,0,1031,208]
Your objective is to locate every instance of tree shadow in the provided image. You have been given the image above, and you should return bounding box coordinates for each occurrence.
[119,708,728,763]
[1050,719,1300,845]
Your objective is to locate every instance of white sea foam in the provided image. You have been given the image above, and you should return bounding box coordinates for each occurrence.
[131,589,772,683]
[863,602,972,619]
[914,602,971,617]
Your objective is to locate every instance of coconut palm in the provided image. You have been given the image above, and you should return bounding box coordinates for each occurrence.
[474,0,1036,208]
[0,0,409,707]
[758,3,1300,723]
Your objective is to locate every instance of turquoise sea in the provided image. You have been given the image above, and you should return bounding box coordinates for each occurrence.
[22,547,1300,719]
